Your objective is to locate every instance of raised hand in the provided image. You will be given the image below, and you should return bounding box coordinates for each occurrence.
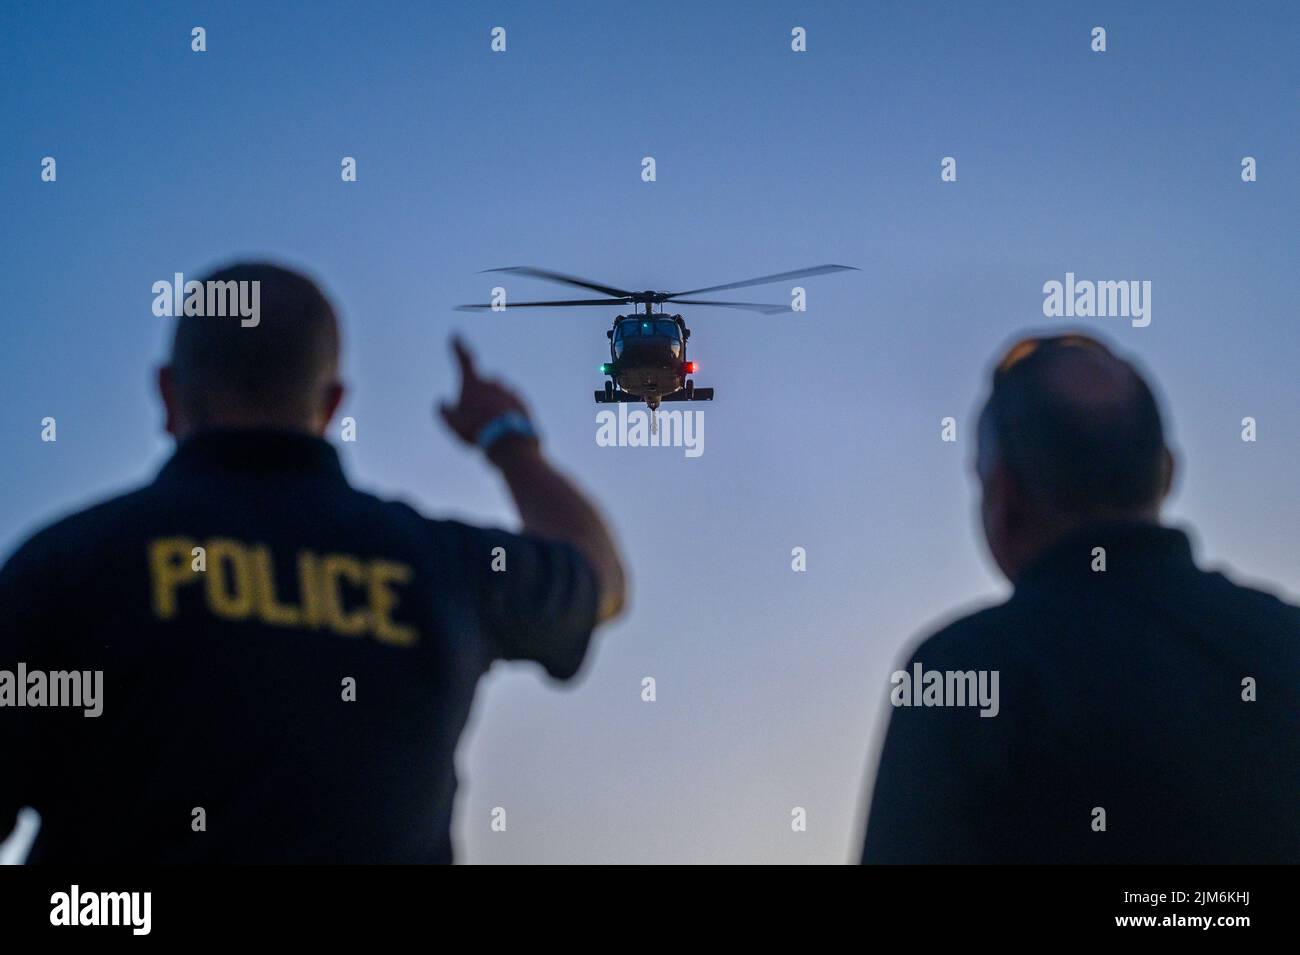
[437,336,534,448]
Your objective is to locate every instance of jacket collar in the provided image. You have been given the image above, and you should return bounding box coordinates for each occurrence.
[1014,520,1194,591]
[156,428,346,483]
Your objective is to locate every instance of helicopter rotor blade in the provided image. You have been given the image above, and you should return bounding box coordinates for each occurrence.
[453,298,630,312]
[667,264,858,298]
[665,298,793,315]
[481,267,634,299]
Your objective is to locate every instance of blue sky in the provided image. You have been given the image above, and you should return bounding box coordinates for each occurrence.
[2,0,1296,862]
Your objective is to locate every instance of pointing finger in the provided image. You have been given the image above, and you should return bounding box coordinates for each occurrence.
[451,336,478,383]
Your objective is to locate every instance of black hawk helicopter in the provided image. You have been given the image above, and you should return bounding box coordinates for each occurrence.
[456,264,856,413]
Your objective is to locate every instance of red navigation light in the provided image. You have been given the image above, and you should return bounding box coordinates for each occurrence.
[683,361,698,374]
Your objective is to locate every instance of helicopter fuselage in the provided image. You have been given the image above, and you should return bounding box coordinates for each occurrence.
[458,263,854,410]
[605,314,689,404]
[458,263,856,412]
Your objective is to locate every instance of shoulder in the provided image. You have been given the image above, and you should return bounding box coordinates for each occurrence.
[344,493,555,570]
[372,496,580,560]
[359,496,503,552]
[1203,566,1300,621]
[1,484,156,579]
[902,598,1024,669]
[896,598,1057,717]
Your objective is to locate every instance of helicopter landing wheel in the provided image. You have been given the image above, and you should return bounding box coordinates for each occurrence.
[604,381,614,401]
[685,380,695,400]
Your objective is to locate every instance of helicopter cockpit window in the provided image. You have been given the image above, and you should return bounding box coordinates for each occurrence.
[614,321,634,358]
[655,320,682,356]
[613,320,632,358]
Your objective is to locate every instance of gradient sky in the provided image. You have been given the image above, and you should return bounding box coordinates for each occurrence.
[1,0,1296,863]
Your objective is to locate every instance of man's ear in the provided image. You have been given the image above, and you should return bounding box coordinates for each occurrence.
[993,464,1032,533]
[1159,446,1176,500]
[981,461,1033,582]
[982,463,1014,533]
[158,366,178,437]
[318,381,345,435]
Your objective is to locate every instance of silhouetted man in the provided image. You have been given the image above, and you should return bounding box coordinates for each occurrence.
[861,333,1299,863]
[0,262,626,863]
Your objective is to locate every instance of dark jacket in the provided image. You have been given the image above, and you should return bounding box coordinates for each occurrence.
[0,429,598,863]
[862,521,1300,863]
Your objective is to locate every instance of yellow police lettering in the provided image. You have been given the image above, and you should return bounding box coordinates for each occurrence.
[148,537,417,646]
[370,560,417,647]
[296,550,323,629]
[319,554,369,636]
[205,538,255,620]
[149,536,198,618]
[250,544,300,627]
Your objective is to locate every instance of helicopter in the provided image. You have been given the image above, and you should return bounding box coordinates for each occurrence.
[456,264,857,414]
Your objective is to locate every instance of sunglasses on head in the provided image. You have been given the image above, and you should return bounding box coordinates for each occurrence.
[995,334,1112,377]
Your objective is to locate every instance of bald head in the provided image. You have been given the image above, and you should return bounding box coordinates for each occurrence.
[162,263,343,437]
[975,335,1173,580]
